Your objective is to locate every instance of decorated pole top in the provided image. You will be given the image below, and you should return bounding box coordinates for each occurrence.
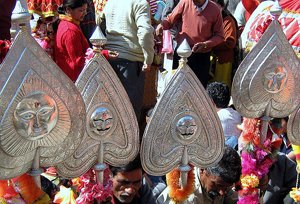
[141,39,224,176]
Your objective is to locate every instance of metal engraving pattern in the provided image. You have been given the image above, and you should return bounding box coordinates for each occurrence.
[0,28,85,179]
[141,65,224,176]
[232,20,300,118]
[287,105,300,145]
[56,55,139,178]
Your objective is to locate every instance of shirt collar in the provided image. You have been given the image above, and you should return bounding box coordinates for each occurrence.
[194,0,209,13]
[59,14,80,26]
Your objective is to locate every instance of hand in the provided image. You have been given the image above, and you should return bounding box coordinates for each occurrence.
[108,50,119,59]
[192,42,207,53]
[155,24,163,37]
[142,64,151,73]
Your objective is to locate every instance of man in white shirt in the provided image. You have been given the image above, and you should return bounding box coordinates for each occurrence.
[207,82,242,150]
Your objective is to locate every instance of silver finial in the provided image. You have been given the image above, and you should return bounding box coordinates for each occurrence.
[11,0,31,38]
[176,39,192,68]
[90,25,107,49]
[270,0,282,20]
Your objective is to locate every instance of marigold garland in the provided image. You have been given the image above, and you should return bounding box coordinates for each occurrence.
[290,187,300,202]
[166,166,195,203]
[240,174,259,189]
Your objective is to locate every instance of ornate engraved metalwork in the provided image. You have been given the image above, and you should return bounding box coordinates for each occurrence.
[232,20,300,119]
[56,55,139,178]
[0,27,85,179]
[287,106,300,145]
[141,64,224,176]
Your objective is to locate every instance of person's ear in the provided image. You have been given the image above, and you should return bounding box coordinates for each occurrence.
[65,7,72,16]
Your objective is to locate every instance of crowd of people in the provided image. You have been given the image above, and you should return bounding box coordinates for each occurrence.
[0,0,299,203]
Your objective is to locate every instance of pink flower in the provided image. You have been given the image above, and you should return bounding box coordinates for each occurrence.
[85,48,95,64]
[238,193,259,204]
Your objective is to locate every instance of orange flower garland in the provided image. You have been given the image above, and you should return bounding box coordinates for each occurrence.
[166,166,195,203]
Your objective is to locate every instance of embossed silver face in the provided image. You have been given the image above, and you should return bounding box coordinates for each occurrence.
[263,66,287,93]
[13,92,58,140]
[176,115,197,138]
[90,107,113,134]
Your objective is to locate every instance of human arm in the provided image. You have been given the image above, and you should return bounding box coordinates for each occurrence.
[100,49,119,59]
[213,15,237,51]
[135,1,155,65]
[140,178,158,204]
[61,29,88,77]
[156,0,184,36]
[192,9,224,53]
[161,0,177,20]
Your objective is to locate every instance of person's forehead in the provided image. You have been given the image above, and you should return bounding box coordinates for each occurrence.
[115,169,143,180]
[208,174,231,186]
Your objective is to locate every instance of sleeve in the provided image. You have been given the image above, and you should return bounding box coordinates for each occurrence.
[204,8,224,49]
[140,179,158,204]
[134,1,155,65]
[283,155,297,190]
[214,15,237,51]
[61,29,86,76]
[161,0,175,20]
[161,0,184,30]
[101,49,110,59]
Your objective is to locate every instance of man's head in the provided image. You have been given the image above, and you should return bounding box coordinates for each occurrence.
[200,146,241,199]
[110,156,143,203]
[270,116,288,136]
[206,82,231,109]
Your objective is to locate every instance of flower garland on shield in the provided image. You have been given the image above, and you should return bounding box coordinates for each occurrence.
[0,174,50,204]
[73,167,112,204]
[166,165,195,204]
[237,118,280,204]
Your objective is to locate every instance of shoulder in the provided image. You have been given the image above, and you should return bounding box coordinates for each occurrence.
[58,21,82,34]
[139,178,158,203]
[61,21,82,33]
[132,0,150,7]
[207,1,221,11]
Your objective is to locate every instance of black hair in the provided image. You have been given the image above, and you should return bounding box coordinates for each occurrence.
[110,155,142,177]
[41,175,59,199]
[270,117,289,129]
[206,82,231,109]
[212,0,225,7]
[53,0,87,32]
[57,0,88,14]
[206,146,242,184]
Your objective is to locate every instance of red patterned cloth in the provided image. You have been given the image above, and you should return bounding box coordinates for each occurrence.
[246,0,300,57]
[93,0,108,15]
[27,0,63,17]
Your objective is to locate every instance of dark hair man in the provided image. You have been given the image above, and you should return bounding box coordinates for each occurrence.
[157,146,242,203]
[109,156,156,204]
[207,82,242,150]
